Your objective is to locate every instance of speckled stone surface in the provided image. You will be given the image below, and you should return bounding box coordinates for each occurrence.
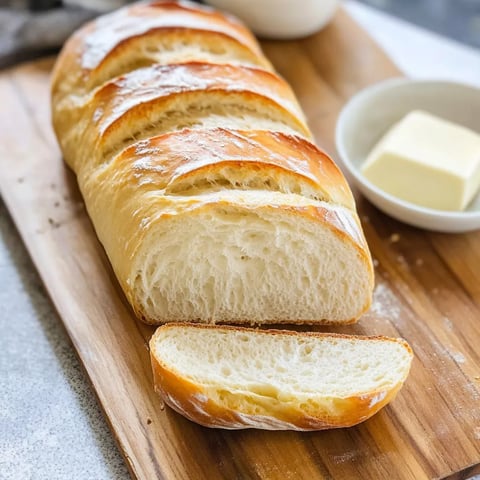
[0,200,130,480]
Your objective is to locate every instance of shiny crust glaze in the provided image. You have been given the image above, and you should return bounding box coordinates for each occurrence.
[89,62,309,139]
[106,128,354,208]
[82,1,264,69]
[51,0,268,92]
[93,28,271,89]
[150,324,413,430]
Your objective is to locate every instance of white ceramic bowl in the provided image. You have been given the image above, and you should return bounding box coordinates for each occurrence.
[204,0,339,39]
[336,78,480,233]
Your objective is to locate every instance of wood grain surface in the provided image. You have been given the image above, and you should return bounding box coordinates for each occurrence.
[1,9,480,480]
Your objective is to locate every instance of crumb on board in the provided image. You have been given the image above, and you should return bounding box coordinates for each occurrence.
[362,215,370,223]
[416,258,424,266]
[389,233,400,243]
[47,217,61,229]
[373,259,379,267]
[443,317,453,331]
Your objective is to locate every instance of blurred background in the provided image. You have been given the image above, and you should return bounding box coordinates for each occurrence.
[1,0,480,68]
[358,0,480,48]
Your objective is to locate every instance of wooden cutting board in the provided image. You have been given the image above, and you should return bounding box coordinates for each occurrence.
[1,9,480,480]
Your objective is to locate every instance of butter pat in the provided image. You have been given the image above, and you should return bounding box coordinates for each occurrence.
[362,110,480,211]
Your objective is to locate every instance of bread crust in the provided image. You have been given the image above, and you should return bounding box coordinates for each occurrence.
[58,62,312,171]
[150,324,412,430]
[85,62,311,156]
[103,128,355,209]
[51,0,270,96]
[91,61,307,132]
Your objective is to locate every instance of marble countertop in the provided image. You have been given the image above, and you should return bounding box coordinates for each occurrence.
[1,2,479,479]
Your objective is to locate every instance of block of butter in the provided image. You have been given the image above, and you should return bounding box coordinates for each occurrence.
[362,110,480,211]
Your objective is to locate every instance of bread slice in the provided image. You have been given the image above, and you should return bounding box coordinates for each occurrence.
[150,324,413,430]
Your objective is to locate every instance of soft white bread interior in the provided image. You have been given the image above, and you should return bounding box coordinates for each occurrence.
[51,1,374,324]
[150,324,413,430]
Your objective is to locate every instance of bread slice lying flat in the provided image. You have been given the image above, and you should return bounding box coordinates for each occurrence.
[150,324,413,430]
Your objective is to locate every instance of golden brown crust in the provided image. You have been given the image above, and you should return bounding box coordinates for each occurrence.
[82,1,265,70]
[102,128,354,208]
[150,324,412,430]
[57,63,312,172]
[51,0,270,95]
[83,62,310,155]
[91,62,306,133]
[153,365,404,430]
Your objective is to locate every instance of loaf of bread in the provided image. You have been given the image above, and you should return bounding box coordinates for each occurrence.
[51,1,374,324]
[150,324,413,430]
